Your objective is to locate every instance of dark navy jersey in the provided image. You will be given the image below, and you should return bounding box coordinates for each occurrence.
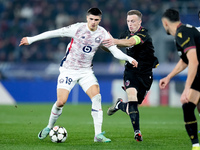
[175,23,200,64]
[119,26,158,74]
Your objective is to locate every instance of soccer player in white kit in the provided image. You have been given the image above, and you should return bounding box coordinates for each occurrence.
[19,8,138,142]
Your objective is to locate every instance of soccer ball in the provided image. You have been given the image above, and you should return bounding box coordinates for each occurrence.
[49,126,68,143]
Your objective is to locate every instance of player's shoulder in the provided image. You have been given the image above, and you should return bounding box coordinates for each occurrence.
[64,22,86,29]
[136,26,148,34]
[177,24,199,37]
[179,24,196,31]
[136,27,150,39]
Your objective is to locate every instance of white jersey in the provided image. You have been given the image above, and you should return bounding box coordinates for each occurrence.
[27,22,134,70]
[60,23,110,69]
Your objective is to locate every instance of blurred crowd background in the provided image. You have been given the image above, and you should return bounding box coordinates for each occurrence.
[0,0,199,65]
[0,0,200,63]
[0,0,200,105]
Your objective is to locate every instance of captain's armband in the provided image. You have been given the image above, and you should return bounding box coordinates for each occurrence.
[132,35,141,45]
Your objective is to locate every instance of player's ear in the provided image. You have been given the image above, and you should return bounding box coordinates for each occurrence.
[162,18,168,27]
[138,19,142,25]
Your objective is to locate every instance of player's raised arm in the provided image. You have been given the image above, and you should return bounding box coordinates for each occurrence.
[19,26,76,46]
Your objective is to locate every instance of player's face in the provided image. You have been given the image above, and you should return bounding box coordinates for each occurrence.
[162,18,171,35]
[87,14,101,31]
[127,15,142,33]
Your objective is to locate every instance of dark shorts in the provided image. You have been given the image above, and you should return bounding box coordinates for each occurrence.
[123,69,153,104]
[191,67,200,92]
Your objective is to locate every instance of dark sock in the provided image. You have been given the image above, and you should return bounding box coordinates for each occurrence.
[182,102,199,144]
[118,102,127,113]
[128,101,139,132]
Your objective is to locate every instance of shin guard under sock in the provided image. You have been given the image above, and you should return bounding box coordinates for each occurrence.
[128,101,140,131]
[118,102,127,113]
[91,94,102,136]
[47,103,63,129]
[182,102,199,144]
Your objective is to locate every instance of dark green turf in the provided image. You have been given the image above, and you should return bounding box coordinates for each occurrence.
[0,104,198,150]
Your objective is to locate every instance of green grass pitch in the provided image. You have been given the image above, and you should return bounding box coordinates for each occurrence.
[0,104,199,150]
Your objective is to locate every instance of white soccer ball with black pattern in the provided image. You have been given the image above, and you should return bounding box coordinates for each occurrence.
[49,126,68,143]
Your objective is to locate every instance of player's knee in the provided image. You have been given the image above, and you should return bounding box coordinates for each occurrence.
[56,100,66,107]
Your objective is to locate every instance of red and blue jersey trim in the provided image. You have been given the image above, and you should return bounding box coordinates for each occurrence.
[60,38,74,66]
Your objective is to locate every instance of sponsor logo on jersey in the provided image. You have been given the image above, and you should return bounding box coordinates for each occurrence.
[83,46,92,53]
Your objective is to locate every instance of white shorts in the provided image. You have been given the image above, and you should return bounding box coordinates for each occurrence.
[57,67,99,93]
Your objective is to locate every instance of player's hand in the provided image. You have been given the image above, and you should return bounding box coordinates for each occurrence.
[102,32,115,47]
[19,37,29,46]
[132,59,138,68]
[159,76,170,89]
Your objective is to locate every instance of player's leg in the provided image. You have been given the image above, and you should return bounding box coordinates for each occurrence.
[38,68,76,140]
[38,88,70,140]
[125,88,143,141]
[80,71,111,142]
[47,88,70,128]
[183,89,200,149]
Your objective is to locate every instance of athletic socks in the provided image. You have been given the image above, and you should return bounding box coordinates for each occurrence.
[128,101,140,131]
[118,101,139,131]
[182,102,199,144]
[47,102,63,129]
[91,94,103,136]
[118,101,128,113]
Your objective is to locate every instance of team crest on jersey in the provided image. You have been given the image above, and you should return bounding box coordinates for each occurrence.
[95,36,102,43]
[59,78,64,83]
[125,80,130,86]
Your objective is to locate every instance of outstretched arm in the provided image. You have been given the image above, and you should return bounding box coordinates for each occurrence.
[108,45,138,67]
[19,28,65,46]
[102,32,140,47]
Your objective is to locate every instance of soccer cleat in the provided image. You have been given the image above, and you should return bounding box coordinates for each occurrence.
[107,98,123,116]
[38,127,51,140]
[134,130,143,142]
[192,146,200,150]
[94,131,111,143]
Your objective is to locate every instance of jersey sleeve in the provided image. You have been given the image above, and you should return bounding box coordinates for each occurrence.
[133,29,149,44]
[108,45,135,64]
[27,23,80,44]
[176,25,196,54]
[58,23,80,38]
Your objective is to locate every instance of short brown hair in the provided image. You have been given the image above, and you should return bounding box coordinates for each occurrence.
[127,10,142,20]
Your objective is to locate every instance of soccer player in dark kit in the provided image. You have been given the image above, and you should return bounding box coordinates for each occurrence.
[160,8,200,150]
[103,10,159,142]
